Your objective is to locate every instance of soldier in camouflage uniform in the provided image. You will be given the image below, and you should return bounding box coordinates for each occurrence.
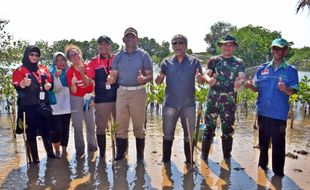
[201,34,245,161]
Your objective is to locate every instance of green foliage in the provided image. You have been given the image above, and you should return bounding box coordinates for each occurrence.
[186,49,193,55]
[232,25,281,68]
[146,83,165,105]
[297,75,310,104]
[195,84,209,104]
[204,21,237,55]
[138,37,170,64]
[288,47,310,66]
[236,88,257,108]
[205,22,285,68]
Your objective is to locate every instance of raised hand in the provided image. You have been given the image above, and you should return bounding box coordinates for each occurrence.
[106,74,115,85]
[71,73,77,86]
[234,76,244,89]
[137,70,145,84]
[208,73,217,86]
[244,75,253,89]
[155,70,165,85]
[55,69,62,78]
[77,64,85,74]
[23,73,31,87]
[278,76,286,92]
[44,79,52,91]
[195,68,205,83]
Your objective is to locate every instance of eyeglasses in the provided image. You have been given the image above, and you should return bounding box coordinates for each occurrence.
[172,41,184,46]
[69,52,79,58]
[29,53,40,57]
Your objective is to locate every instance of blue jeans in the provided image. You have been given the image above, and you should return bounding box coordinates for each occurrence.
[162,106,196,141]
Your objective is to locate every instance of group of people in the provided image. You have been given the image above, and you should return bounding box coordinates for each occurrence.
[12,27,298,177]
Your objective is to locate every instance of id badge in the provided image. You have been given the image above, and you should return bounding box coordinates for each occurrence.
[106,84,111,90]
[39,91,45,100]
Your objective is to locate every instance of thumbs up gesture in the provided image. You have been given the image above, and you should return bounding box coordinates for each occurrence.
[71,73,77,86]
[278,77,286,92]
[234,76,244,89]
[44,79,52,91]
[106,74,115,85]
[195,68,205,83]
[23,74,31,87]
[244,75,254,89]
[207,73,217,86]
[55,69,62,78]
[137,70,145,84]
[155,70,165,85]
[77,64,85,74]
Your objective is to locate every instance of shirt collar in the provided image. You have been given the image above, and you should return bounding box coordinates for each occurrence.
[267,58,288,69]
[122,47,138,54]
[172,54,188,63]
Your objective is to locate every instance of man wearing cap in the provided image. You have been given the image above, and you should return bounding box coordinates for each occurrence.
[156,34,204,164]
[107,27,153,162]
[201,34,245,161]
[245,37,299,177]
[86,35,117,158]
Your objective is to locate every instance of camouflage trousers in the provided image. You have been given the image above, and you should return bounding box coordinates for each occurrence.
[204,91,236,138]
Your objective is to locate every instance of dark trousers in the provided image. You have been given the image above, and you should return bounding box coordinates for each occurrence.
[51,114,71,146]
[24,105,52,141]
[258,115,286,175]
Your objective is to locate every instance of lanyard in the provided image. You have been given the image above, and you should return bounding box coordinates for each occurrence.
[97,55,110,75]
[32,71,42,84]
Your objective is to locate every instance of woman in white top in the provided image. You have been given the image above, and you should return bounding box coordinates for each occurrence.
[49,52,71,157]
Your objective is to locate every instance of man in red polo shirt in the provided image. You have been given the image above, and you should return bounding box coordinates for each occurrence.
[86,35,118,158]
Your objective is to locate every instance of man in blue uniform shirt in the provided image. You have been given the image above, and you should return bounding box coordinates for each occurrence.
[245,37,299,177]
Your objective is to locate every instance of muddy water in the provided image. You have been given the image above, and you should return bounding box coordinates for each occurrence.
[0,110,310,190]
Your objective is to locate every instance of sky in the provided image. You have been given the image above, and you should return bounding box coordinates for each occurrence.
[1,0,310,53]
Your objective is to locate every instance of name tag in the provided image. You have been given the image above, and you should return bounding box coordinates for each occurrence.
[39,91,45,100]
[106,84,111,90]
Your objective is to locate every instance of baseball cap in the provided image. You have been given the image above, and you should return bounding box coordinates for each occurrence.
[124,27,138,37]
[97,35,113,44]
[217,34,238,47]
[271,38,288,48]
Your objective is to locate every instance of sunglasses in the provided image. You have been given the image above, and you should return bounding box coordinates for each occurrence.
[29,53,40,57]
[69,52,79,58]
[172,41,185,46]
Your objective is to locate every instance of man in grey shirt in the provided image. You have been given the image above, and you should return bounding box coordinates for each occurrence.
[155,34,205,164]
[107,27,153,163]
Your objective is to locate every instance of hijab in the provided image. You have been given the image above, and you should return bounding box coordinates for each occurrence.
[50,52,69,87]
[22,45,41,72]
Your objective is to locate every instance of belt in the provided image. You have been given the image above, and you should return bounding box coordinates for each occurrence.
[120,85,145,91]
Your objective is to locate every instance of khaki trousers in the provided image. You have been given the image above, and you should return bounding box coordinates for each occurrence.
[115,87,147,139]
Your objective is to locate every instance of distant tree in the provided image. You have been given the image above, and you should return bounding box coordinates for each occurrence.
[288,47,310,66]
[186,49,193,55]
[0,19,12,61]
[0,18,27,136]
[35,40,53,65]
[297,0,310,13]
[232,25,281,67]
[204,21,237,55]
[138,37,170,64]
[139,37,159,57]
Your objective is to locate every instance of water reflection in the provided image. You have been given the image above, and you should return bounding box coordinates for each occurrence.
[0,110,309,189]
[112,160,129,190]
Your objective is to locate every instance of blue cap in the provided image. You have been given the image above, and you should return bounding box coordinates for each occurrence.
[271,38,288,48]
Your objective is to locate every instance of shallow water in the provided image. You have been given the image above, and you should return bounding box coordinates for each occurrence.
[0,110,309,190]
